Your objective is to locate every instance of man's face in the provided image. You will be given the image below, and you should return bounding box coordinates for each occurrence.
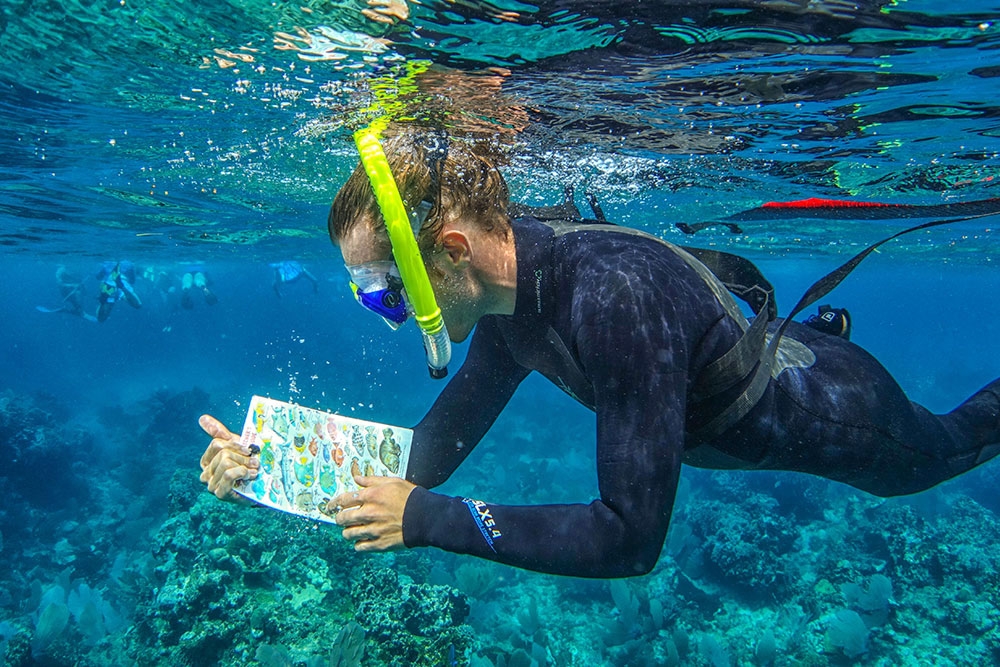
[338,222,389,268]
[338,223,478,343]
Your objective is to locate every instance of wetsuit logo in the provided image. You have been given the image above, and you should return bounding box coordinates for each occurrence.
[534,269,543,313]
[462,498,502,552]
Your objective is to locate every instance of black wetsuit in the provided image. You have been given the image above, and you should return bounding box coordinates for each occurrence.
[402,216,1000,577]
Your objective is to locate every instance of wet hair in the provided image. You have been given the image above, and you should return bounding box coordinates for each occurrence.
[327,131,511,254]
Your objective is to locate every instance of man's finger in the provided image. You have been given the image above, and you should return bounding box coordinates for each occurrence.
[199,414,237,442]
[328,488,365,510]
[204,449,257,487]
[355,536,395,552]
[353,474,392,488]
[209,462,257,499]
[200,437,228,471]
[336,506,372,530]
[199,435,249,471]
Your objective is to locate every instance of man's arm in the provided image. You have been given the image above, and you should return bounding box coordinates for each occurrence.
[401,360,686,577]
[405,317,530,488]
[402,279,690,577]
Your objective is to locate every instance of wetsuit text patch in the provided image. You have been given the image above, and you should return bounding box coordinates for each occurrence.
[462,498,502,552]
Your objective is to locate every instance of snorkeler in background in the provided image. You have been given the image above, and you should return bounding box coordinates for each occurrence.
[270,260,318,298]
[140,264,218,310]
[35,266,97,322]
[180,266,218,309]
[96,260,142,323]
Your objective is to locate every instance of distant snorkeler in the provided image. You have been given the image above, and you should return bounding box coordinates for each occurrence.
[199,131,999,578]
[180,267,218,309]
[95,260,142,323]
[270,260,319,298]
[35,266,97,322]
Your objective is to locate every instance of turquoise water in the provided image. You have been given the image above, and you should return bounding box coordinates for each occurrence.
[1,1,999,665]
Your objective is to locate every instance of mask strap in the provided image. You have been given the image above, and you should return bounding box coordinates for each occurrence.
[413,132,449,237]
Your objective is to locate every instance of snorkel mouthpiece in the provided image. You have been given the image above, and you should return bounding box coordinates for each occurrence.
[353,128,451,378]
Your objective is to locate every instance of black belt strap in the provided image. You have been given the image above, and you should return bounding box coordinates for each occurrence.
[692,211,998,439]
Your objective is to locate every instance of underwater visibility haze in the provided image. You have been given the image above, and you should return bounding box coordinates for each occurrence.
[1,0,1000,665]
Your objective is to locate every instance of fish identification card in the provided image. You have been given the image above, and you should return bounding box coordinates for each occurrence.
[234,395,412,523]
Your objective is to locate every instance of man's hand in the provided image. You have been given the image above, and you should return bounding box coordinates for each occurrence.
[198,414,259,501]
[328,476,416,551]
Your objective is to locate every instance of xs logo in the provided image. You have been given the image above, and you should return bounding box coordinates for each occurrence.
[463,498,502,550]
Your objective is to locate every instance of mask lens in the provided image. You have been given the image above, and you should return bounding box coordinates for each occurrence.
[347,262,409,329]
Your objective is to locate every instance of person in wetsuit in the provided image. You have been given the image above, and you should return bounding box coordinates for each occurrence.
[270,260,319,298]
[199,133,1000,578]
[96,260,142,323]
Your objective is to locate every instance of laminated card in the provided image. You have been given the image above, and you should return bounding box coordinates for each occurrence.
[234,395,412,523]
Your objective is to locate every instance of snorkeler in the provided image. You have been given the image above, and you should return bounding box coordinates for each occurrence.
[199,132,999,578]
[35,266,97,322]
[180,266,218,309]
[270,260,319,298]
[96,260,142,323]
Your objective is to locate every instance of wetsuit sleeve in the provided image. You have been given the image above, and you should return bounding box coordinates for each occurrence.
[402,282,687,578]
[405,318,530,488]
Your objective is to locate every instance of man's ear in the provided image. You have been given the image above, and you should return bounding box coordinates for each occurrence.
[438,229,472,269]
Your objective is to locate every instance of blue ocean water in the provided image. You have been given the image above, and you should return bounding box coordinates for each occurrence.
[1,1,1000,665]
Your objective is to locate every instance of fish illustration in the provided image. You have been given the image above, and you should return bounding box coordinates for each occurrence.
[379,429,401,474]
[350,425,364,455]
[319,466,337,494]
[365,426,378,458]
[272,406,290,433]
[294,459,315,487]
[280,453,296,505]
[295,490,313,512]
[260,443,275,473]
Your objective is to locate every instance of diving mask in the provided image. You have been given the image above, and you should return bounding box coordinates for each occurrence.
[347,260,409,329]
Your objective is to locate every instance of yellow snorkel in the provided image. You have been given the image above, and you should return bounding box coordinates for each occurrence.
[353,127,452,378]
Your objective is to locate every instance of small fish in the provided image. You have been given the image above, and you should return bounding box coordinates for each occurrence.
[351,426,364,454]
[319,466,337,495]
[260,444,275,473]
[249,476,266,498]
[281,453,296,505]
[379,431,401,474]
[295,490,313,512]
[294,459,315,487]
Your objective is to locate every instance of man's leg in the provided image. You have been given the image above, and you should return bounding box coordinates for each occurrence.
[758,325,1000,497]
[925,379,1000,475]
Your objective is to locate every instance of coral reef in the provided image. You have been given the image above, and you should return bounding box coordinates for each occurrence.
[0,390,95,507]
[2,386,1000,666]
[125,473,473,667]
